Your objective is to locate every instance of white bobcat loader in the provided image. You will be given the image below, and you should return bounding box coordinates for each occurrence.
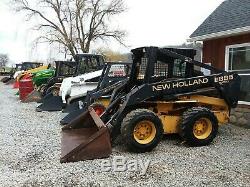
[36,54,104,112]
[60,69,103,106]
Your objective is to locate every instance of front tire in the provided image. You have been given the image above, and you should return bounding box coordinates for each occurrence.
[39,84,46,93]
[179,107,218,146]
[121,109,163,153]
[46,86,60,96]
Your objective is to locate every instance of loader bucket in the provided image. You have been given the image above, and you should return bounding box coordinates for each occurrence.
[1,77,6,82]
[39,92,53,103]
[1,77,10,83]
[5,78,14,85]
[60,108,85,125]
[22,90,42,103]
[62,102,80,113]
[36,93,63,112]
[60,103,106,125]
[60,108,111,163]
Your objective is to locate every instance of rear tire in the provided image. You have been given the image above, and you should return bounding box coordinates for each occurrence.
[179,107,218,146]
[121,109,163,153]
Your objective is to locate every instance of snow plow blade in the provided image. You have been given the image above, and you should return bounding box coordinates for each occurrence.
[22,90,42,103]
[60,108,111,163]
[36,93,63,111]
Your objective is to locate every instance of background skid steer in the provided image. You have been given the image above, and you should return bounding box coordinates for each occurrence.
[60,62,131,125]
[25,61,76,104]
[37,54,104,112]
[35,60,77,110]
[4,62,43,85]
[60,46,241,163]
[41,61,78,96]
[1,64,21,84]
[22,68,55,103]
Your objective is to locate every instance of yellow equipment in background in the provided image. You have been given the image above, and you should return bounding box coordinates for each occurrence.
[17,65,48,81]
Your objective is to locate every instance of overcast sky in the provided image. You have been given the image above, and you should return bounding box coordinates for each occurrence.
[0,0,224,65]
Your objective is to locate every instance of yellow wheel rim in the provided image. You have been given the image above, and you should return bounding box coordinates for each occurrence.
[133,120,156,144]
[193,118,212,139]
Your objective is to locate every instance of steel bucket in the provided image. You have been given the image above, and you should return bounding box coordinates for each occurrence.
[60,108,111,163]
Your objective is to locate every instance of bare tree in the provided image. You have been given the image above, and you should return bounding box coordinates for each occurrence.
[94,47,128,61]
[13,0,127,60]
[0,54,9,68]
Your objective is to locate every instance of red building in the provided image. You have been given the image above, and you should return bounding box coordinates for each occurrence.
[189,0,250,106]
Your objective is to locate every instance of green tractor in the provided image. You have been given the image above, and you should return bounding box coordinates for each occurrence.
[21,67,55,103]
[32,68,55,88]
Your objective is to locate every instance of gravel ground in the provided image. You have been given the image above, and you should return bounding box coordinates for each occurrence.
[0,80,250,187]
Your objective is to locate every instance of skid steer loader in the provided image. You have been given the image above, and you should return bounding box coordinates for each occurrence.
[59,54,105,109]
[4,64,30,85]
[3,63,43,85]
[41,61,78,96]
[1,64,20,84]
[60,46,241,163]
[6,64,23,84]
[13,62,47,89]
[13,62,44,80]
[24,61,76,103]
[36,54,104,112]
[60,62,132,125]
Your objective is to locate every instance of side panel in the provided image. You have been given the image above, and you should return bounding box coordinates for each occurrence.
[149,95,230,134]
[123,72,240,109]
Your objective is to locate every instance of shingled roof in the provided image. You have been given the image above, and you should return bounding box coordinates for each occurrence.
[190,0,250,40]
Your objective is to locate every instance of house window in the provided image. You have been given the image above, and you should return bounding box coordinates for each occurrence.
[225,43,250,104]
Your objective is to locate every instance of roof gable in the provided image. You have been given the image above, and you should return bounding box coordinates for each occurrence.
[190,0,250,39]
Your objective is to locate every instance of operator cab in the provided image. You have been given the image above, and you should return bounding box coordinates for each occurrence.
[55,61,78,77]
[75,54,104,75]
[132,47,203,85]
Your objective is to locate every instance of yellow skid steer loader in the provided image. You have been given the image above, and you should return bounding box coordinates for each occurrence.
[60,47,241,163]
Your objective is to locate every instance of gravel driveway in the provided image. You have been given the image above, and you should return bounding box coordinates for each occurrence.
[0,81,249,187]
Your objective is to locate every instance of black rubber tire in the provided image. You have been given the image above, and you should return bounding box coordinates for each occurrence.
[121,109,164,153]
[41,85,49,97]
[179,107,218,146]
[45,86,53,95]
[90,102,106,116]
[38,84,46,94]
[46,86,59,96]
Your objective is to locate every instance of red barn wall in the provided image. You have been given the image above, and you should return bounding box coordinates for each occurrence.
[202,33,250,69]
